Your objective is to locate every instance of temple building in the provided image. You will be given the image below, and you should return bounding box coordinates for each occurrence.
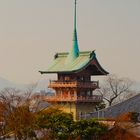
[39,0,109,120]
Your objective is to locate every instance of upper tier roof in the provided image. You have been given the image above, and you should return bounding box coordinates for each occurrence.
[39,51,109,75]
[39,1,109,76]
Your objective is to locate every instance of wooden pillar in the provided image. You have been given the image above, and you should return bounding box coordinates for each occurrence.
[60,89,63,98]
[74,89,77,99]
[68,90,70,99]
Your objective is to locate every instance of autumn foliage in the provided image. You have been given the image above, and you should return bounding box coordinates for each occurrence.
[101,112,140,140]
[0,89,108,140]
[1,88,139,140]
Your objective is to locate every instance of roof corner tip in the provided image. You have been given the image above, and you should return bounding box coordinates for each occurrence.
[90,50,96,58]
[54,53,58,59]
[39,71,44,75]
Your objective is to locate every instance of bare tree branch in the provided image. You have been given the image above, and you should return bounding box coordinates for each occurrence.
[97,74,135,106]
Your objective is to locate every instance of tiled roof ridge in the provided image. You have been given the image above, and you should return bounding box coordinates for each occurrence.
[54,51,95,59]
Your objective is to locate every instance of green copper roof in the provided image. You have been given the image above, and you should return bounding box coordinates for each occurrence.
[39,51,108,75]
[40,51,94,73]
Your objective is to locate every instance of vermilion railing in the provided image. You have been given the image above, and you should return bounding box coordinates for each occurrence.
[43,95,103,102]
[48,80,99,88]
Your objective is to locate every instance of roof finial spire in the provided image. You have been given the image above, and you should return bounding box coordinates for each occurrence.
[74,0,77,30]
[66,0,79,63]
[73,0,78,45]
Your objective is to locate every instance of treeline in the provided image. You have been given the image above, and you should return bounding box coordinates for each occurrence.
[0,88,108,140]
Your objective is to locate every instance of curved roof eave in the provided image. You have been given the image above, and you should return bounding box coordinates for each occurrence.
[93,57,109,75]
[39,55,109,75]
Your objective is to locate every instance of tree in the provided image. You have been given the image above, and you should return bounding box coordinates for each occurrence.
[97,75,134,106]
[0,88,22,138]
[72,119,108,140]
[100,112,139,140]
[0,88,108,140]
[36,106,108,140]
[0,88,41,140]
[7,105,37,140]
[36,106,74,140]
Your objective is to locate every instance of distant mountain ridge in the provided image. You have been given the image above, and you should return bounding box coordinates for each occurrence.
[0,77,25,91]
[0,77,54,95]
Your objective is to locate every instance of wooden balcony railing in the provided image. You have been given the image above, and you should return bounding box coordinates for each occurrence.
[43,95,103,103]
[48,80,99,89]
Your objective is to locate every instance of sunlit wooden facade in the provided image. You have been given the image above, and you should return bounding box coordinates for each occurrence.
[39,0,108,120]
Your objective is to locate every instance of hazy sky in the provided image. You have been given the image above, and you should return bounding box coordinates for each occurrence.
[0,0,140,84]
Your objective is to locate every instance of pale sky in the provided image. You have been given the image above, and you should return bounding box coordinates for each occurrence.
[0,0,140,84]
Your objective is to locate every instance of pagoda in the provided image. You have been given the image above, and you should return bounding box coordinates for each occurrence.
[39,0,109,120]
